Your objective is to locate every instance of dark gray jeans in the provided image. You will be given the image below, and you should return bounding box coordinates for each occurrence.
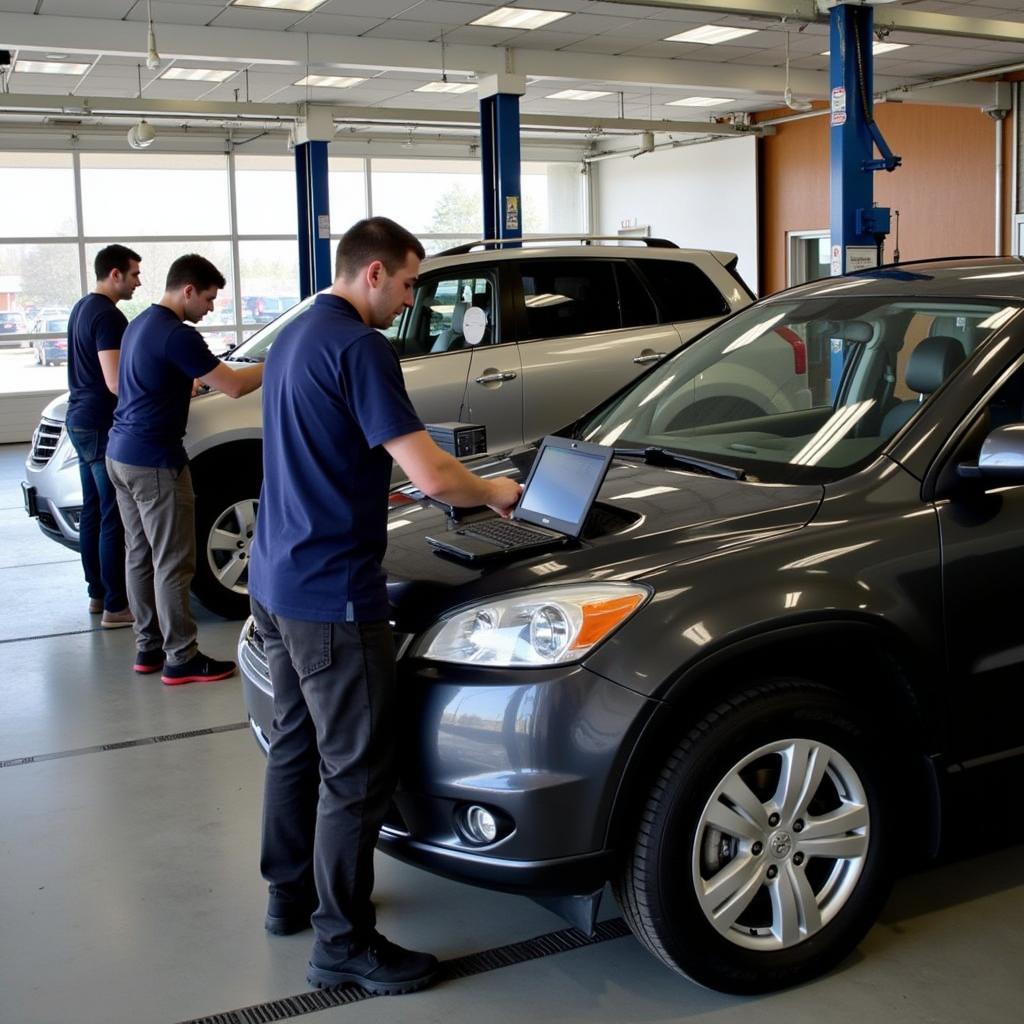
[106,458,198,665]
[251,598,398,964]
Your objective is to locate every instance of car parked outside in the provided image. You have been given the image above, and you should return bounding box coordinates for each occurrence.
[0,310,29,346]
[237,255,1024,993]
[31,317,70,365]
[23,237,754,618]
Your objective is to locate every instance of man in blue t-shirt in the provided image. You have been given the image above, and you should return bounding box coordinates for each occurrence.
[106,254,264,685]
[66,244,141,628]
[249,218,520,996]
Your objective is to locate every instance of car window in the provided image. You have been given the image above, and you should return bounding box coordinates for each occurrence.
[518,259,620,341]
[634,259,730,322]
[395,272,496,358]
[576,296,1015,484]
[615,262,659,329]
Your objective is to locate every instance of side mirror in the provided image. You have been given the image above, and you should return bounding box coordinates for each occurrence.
[958,423,1024,482]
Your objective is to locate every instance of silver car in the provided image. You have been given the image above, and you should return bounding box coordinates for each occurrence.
[24,237,755,618]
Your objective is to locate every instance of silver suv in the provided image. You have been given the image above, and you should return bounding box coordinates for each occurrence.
[23,237,755,618]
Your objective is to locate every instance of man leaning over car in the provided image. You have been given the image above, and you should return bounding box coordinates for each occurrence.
[248,217,521,996]
[106,254,264,685]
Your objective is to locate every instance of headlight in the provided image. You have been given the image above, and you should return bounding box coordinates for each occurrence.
[414,584,648,667]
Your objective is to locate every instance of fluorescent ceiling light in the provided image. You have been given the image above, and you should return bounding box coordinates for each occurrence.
[471,7,571,31]
[668,96,731,107]
[162,67,236,83]
[664,25,758,45]
[295,75,366,88]
[821,42,908,56]
[547,89,611,101]
[15,60,91,75]
[230,0,327,11]
[415,81,477,94]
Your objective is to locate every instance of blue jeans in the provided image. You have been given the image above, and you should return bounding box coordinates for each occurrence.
[67,425,127,612]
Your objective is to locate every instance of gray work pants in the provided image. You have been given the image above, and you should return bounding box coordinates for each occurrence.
[106,458,199,665]
[251,598,398,964]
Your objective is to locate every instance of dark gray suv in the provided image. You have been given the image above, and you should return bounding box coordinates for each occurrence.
[241,257,1024,992]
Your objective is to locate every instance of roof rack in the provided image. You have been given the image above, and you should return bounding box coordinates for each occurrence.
[435,235,679,257]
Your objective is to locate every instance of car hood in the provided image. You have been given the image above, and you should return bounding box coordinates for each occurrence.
[41,392,69,421]
[384,452,823,633]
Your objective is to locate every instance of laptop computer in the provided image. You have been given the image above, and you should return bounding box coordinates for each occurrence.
[425,435,614,563]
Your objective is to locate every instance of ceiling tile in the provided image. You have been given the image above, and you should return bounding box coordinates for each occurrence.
[209,7,306,31]
[559,38,632,55]
[440,26,520,45]
[124,2,221,25]
[0,0,40,12]
[391,0,494,25]
[362,21,442,41]
[315,0,428,15]
[279,13,383,34]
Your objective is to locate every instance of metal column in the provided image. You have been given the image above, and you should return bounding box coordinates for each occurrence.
[828,3,901,395]
[295,139,332,297]
[480,82,524,244]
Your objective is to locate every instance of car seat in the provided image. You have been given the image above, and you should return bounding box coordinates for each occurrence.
[430,301,468,353]
[880,335,965,438]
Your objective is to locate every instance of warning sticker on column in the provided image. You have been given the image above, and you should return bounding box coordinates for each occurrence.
[505,196,520,231]
[830,244,842,276]
[830,87,846,127]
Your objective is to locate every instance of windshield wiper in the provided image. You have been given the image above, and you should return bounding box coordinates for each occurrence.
[614,446,746,480]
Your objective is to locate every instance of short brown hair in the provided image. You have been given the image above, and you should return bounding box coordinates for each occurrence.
[165,253,226,293]
[335,217,425,280]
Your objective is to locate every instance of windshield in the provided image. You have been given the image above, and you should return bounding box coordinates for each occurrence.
[227,295,315,361]
[576,293,1016,483]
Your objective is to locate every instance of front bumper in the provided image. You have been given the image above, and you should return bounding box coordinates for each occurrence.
[24,418,82,551]
[238,616,654,896]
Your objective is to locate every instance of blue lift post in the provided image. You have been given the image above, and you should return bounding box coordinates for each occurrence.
[828,3,901,397]
[479,73,526,245]
[294,105,333,298]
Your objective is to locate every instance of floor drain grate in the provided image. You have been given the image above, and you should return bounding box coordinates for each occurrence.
[177,918,631,1024]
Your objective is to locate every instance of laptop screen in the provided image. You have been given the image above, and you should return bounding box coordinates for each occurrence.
[515,438,613,537]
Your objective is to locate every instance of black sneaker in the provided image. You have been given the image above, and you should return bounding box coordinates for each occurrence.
[265,893,317,936]
[161,652,236,687]
[307,934,438,995]
[133,649,165,675]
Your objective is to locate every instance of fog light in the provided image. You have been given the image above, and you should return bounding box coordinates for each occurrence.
[462,805,498,844]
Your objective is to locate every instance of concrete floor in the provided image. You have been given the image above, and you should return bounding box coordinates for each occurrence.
[1,440,1022,1024]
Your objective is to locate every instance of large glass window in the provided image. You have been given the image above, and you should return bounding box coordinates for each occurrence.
[0,150,585,396]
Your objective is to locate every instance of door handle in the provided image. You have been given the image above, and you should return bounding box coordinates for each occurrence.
[633,352,666,365]
[474,371,518,384]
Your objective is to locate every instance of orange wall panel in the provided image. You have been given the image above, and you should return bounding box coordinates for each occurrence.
[759,104,998,296]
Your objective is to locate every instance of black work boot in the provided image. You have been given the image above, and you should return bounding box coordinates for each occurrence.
[307,934,438,995]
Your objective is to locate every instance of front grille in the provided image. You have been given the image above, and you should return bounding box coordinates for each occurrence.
[63,507,82,529]
[30,418,63,467]
[37,510,58,532]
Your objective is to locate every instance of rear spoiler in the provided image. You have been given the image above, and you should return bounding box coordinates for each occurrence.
[714,251,757,302]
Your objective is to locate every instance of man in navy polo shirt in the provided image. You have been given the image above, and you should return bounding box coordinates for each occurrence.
[65,244,141,628]
[249,218,520,996]
[107,254,264,685]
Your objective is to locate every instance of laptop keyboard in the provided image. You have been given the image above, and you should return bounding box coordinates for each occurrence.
[463,519,554,546]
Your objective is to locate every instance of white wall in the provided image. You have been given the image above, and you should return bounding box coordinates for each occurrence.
[593,136,759,295]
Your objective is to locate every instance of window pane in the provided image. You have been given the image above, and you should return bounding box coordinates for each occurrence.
[0,242,80,395]
[397,273,495,358]
[523,162,585,235]
[519,259,619,340]
[371,159,481,236]
[238,240,300,325]
[81,154,230,237]
[615,263,658,328]
[328,157,366,236]
[88,241,234,324]
[235,155,298,236]
[0,153,77,237]
[634,259,729,322]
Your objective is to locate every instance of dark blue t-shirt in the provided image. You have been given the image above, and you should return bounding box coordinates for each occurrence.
[66,293,128,431]
[248,293,424,623]
[107,304,220,469]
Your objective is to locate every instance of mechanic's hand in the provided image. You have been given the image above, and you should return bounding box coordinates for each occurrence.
[487,478,523,518]
[190,378,203,398]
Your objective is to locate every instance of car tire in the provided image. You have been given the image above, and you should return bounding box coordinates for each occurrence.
[191,472,259,620]
[614,681,893,994]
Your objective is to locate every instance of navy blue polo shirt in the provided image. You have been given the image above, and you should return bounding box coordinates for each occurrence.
[66,292,128,431]
[107,304,220,469]
[248,293,424,623]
